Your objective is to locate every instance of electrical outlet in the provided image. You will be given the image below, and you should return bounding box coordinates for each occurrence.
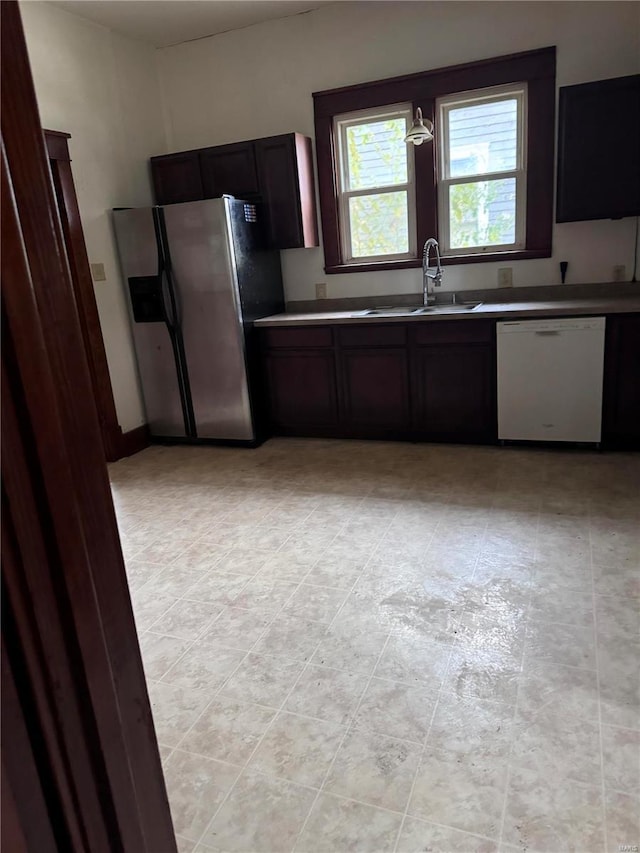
[498,268,513,288]
[90,263,106,282]
[613,264,626,282]
[316,282,327,299]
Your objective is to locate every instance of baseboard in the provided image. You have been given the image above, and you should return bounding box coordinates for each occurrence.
[118,424,150,459]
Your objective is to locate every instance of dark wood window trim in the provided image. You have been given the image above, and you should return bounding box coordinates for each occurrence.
[314,47,556,274]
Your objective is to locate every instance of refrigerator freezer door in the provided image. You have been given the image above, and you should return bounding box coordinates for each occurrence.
[162,199,254,440]
[112,207,189,437]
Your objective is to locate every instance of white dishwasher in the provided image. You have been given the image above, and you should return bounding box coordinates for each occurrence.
[497,317,606,443]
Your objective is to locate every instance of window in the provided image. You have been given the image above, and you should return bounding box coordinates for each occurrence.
[437,85,526,255]
[313,47,555,273]
[335,105,416,262]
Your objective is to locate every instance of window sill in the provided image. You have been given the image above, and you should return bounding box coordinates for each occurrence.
[325,248,551,274]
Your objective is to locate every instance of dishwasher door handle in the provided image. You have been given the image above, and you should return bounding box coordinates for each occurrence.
[535,330,561,336]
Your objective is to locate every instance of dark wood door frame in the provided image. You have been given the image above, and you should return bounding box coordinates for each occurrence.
[1,2,176,850]
[44,129,126,462]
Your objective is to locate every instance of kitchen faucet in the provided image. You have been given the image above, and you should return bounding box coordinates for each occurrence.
[422,237,443,306]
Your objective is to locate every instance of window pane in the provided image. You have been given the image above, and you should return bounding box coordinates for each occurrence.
[349,191,409,257]
[346,118,408,190]
[448,98,518,178]
[449,178,516,249]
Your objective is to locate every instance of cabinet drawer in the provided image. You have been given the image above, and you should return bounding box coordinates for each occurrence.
[338,324,407,348]
[412,320,493,345]
[262,326,332,349]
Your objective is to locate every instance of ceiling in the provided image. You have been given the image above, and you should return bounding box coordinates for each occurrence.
[50,0,329,48]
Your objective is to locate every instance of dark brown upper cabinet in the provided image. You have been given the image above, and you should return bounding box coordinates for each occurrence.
[150,133,319,250]
[150,151,203,205]
[199,142,259,199]
[557,75,640,222]
[255,134,319,249]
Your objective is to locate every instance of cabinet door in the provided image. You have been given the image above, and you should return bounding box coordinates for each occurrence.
[150,152,203,205]
[266,350,338,431]
[199,143,259,199]
[341,348,410,433]
[255,135,302,248]
[414,344,496,441]
[603,314,640,447]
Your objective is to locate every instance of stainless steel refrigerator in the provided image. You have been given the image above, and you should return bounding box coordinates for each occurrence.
[113,197,284,443]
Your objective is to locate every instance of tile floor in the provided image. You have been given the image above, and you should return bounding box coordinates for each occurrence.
[111,439,640,853]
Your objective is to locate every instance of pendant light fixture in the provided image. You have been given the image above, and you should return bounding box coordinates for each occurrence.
[404,107,434,146]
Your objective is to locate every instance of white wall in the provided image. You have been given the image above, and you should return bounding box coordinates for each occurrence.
[158,1,640,303]
[21,1,166,431]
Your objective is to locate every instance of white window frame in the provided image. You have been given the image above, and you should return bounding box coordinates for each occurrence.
[334,103,417,264]
[437,83,528,256]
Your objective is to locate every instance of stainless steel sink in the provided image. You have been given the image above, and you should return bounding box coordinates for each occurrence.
[359,306,428,316]
[353,302,483,318]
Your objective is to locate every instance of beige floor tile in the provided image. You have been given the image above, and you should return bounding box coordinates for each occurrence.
[324,728,421,812]
[605,790,640,853]
[596,594,640,644]
[219,652,304,708]
[199,606,271,651]
[162,640,245,691]
[113,440,640,851]
[354,677,438,743]
[310,628,389,675]
[528,584,594,627]
[200,770,316,852]
[231,577,299,613]
[180,696,275,764]
[176,835,195,853]
[398,817,498,851]
[305,556,365,589]
[149,599,223,641]
[598,653,640,731]
[524,621,596,670]
[253,615,327,662]
[248,711,344,787]
[295,793,402,852]
[164,750,240,842]
[285,665,369,725]
[593,563,640,599]
[408,749,507,840]
[601,725,640,795]
[212,549,272,576]
[510,704,602,785]
[373,632,452,689]
[517,659,600,722]
[147,680,212,748]
[444,647,522,705]
[129,588,178,632]
[427,692,514,758]
[140,633,193,680]
[256,549,316,583]
[502,767,605,852]
[284,583,349,623]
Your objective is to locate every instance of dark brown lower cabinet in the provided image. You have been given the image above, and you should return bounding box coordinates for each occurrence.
[602,313,640,448]
[266,350,338,431]
[261,320,495,442]
[341,348,410,434]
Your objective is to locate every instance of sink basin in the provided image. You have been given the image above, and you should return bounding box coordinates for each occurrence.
[352,302,483,318]
[359,306,428,316]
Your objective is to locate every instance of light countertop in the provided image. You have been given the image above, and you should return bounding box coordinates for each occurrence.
[254,296,640,327]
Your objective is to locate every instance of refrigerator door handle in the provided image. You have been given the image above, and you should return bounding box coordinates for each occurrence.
[159,268,177,329]
[166,268,183,328]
